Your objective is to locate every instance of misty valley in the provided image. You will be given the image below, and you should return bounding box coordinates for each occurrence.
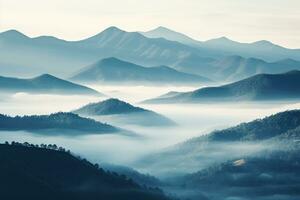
[1,24,300,200]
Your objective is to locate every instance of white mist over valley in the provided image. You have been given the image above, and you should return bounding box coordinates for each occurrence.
[1,85,299,172]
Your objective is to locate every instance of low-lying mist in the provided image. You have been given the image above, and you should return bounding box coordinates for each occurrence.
[0,85,300,176]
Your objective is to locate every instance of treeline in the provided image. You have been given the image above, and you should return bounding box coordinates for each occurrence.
[1,141,164,193]
[3,141,70,153]
[0,112,117,132]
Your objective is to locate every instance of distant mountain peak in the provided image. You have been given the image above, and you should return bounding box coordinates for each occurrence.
[81,26,127,42]
[32,73,59,81]
[205,36,234,44]
[252,40,279,48]
[217,36,231,41]
[103,26,125,33]
[0,29,29,39]
[141,26,200,45]
[152,26,175,32]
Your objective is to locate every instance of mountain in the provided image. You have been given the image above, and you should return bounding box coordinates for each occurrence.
[173,55,300,81]
[172,147,300,200]
[73,98,175,127]
[0,27,218,78]
[102,163,162,187]
[143,70,300,103]
[210,55,300,81]
[140,26,201,47]
[0,74,101,96]
[0,142,170,200]
[169,126,300,200]
[0,112,119,134]
[2,27,300,81]
[202,37,300,62]
[70,57,211,85]
[137,110,300,176]
[141,26,300,62]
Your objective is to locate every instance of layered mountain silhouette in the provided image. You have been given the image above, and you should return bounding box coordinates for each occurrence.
[142,26,300,62]
[4,27,300,81]
[143,70,300,103]
[0,112,119,134]
[0,28,214,77]
[0,143,170,200]
[209,56,300,81]
[73,98,175,126]
[70,57,211,85]
[0,74,101,96]
[138,110,300,176]
[166,123,300,200]
[173,147,300,200]
[140,26,201,47]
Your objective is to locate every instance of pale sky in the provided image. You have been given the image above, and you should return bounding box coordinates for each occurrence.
[0,0,299,48]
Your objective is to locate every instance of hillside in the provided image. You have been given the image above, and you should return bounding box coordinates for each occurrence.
[137,110,300,175]
[0,112,118,134]
[0,74,101,96]
[143,70,300,103]
[172,147,300,200]
[73,98,175,127]
[71,57,211,85]
[0,142,170,200]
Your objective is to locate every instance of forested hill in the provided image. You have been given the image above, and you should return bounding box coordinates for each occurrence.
[0,142,171,200]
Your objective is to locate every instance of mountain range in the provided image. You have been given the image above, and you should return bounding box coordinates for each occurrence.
[2,27,300,82]
[0,73,101,96]
[73,98,175,127]
[143,70,300,103]
[71,57,211,85]
[0,27,212,78]
[142,26,300,62]
[174,55,300,81]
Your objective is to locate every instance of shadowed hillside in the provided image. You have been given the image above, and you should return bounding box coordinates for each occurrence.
[0,112,118,134]
[0,142,171,200]
[143,70,300,103]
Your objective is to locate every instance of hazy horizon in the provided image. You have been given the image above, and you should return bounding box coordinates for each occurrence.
[0,0,299,48]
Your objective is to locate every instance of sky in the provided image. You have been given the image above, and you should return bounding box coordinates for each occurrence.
[0,0,299,48]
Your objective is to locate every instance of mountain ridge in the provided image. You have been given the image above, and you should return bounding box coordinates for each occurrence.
[71,57,211,85]
[143,70,300,103]
[0,73,101,96]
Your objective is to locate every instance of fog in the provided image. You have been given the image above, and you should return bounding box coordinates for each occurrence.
[0,85,300,174]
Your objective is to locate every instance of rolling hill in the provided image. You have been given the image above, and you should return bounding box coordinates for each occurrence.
[0,112,119,134]
[137,110,300,176]
[143,70,300,103]
[0,73,101,96]
[70,57,211,85]
[73,98,175,126]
